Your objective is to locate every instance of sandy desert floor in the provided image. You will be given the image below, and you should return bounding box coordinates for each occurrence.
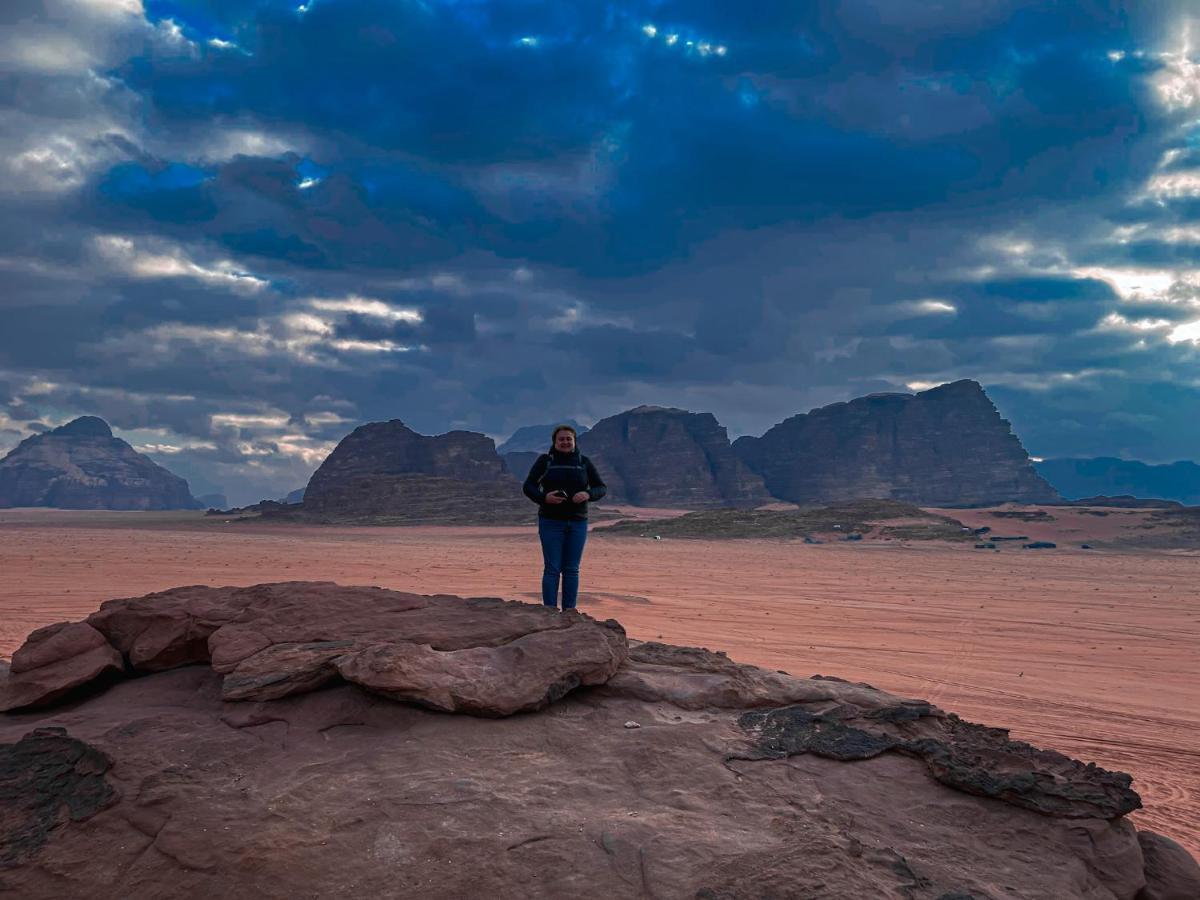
[0,507,1196,858]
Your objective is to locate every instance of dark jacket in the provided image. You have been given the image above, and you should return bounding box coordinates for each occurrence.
[523,449,607,520]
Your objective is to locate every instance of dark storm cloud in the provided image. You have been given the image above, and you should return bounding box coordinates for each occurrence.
[83,0,1157,272]
[3,0,1200,501]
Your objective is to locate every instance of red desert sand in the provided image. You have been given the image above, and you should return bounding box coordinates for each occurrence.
[0,507,1196,859]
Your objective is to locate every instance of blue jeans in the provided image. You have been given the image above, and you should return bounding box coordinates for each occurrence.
[538,517,588,609]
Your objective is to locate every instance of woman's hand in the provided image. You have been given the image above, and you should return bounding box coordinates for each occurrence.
[571,491,589,504]
[545,491,566,504]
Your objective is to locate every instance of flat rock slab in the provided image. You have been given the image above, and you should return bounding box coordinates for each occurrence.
[0,665,1181,900]
[16,582,630,717]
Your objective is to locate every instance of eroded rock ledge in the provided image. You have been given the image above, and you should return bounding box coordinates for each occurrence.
[2,582,628,717]
[0,582,1196,900]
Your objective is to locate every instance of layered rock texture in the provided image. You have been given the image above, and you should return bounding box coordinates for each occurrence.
[300,419,531,523]
[580,406,770,508]
[733,380,1061,506]
[1038,457,1200,506]
[0,582,625,715]
[0,417,201,510]
[3,581,1196,898]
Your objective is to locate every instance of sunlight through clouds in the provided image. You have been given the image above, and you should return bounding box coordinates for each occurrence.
[92,235,269,293]
[914,299,957,314]
[638,22,726,58]
[1073,267,1177,302]
[307,296,423,323]
[1153,21,1200,113]
[1168,319,1200,343]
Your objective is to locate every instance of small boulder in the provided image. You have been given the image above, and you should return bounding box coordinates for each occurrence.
[1137,830,1200,900]
[0,623,123,712]
[335,619,627,716]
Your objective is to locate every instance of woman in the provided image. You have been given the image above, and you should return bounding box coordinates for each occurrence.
[522,425,607,611]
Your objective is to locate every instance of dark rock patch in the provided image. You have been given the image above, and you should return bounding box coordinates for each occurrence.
[735,706,898,761]
[734,703,1142,820]
[0,727,116,868]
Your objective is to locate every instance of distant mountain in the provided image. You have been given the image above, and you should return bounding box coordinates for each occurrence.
[302,419,530,523]
[502,451,541,482]
[497,420,589,455]
[733,380,1059,507]
[281,487,305,504]
[196,493,229,510]
[580,406,771,508]
[0,416,202,510]
[1036,457,1200,506]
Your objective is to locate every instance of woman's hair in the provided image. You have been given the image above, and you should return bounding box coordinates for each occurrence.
[550,424,577,450]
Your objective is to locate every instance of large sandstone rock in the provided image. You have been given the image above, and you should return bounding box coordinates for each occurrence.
[580,406,770,508]
[335,623,625,715]
[733,379,1060,506]
[616,643,1141,820]
[69,582,629,716]
[1,585,1193,898]
[301,420,531,523]
[0,417,201,510]
[0,622,123,711]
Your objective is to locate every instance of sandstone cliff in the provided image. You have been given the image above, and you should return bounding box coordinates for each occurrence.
[2,581,1196,899]
[581,406,770,508]
[733,380,1060,506]
[302,419,531,523]
[0,417,200,510]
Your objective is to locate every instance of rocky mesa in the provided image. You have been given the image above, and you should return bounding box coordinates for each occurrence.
[298,419,532,524]
[733,380,1061,507]
[0,417,201,510]
[2,581,1197,899]
[580,406,770,508]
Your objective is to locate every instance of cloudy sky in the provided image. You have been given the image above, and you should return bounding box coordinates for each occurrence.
[3,0,1200,503]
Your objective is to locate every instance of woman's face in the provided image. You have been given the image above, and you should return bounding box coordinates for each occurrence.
[554,430,575,452]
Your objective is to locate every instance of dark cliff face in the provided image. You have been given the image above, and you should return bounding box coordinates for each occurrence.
[303,419,529,522]
[580,406,770,508]
[733,380,1061,506]
[0,417,200,510]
